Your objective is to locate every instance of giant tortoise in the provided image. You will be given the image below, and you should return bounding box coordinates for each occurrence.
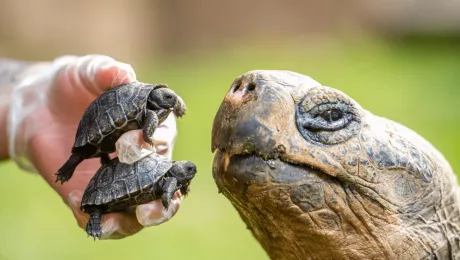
[211,70,460,259]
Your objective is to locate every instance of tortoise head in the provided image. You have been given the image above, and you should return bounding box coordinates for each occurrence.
[211,70,458,259]
[147,86,187,120]
[169,161,197,196]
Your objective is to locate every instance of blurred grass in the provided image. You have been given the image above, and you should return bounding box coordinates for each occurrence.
[0,36,459,260]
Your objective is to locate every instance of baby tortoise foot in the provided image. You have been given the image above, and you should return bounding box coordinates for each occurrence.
[86,212,102,240]
[100,154,111,165]
[55,153,84,184]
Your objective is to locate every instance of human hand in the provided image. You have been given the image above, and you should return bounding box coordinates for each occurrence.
[7,54,182,239]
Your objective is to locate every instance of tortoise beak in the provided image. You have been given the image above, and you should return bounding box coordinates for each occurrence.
[173,95,187,117]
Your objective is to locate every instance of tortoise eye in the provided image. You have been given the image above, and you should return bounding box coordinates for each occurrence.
[295,99,361,145]
[165,94,173,100]
[321,109,343,122]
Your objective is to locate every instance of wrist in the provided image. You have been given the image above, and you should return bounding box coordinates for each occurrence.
[0,62,52,161]
[5,62,55,168]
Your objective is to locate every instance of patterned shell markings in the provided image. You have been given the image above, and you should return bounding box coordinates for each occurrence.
[74,83,154,147]
[82,154,173,207]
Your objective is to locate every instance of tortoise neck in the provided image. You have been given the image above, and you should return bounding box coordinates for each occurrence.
[219,183,429,259]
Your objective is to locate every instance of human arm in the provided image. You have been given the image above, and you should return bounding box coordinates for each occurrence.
[0,55,182,239]
[0,59,51,160]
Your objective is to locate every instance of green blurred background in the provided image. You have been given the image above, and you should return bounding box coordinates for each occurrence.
[1,1,460,260]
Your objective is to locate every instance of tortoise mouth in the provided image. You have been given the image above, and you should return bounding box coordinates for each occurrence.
[213,147,398,214]
[212,148,331,188]
[212,149,335,213]
[212,146,335,179]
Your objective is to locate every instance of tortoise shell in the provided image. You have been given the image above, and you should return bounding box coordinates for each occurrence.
[73,82,164,153]
[81,153,172,212]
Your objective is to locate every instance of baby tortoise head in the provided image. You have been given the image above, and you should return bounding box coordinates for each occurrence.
[148,85,187,119]
[211,70,458,259]
[169,161,197,196]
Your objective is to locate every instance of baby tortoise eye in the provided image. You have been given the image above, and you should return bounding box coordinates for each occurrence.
[321,109,344,122]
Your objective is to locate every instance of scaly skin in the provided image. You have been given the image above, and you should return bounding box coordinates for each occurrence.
[211,70,460,260]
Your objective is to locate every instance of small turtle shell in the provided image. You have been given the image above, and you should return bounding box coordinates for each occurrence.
[81,153,173,209]
[73,82,164,149]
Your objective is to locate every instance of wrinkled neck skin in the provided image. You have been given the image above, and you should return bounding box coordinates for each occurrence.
[212,71,460,260]
[215,115,460,259]
[156,109,171,123]
[146,103,171,123]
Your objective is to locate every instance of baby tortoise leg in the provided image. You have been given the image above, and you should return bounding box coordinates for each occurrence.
[160,177,178,209]
[100,154,111,165]
[86,211,103,240]
[143,110,159,146]
[55,153,85,184]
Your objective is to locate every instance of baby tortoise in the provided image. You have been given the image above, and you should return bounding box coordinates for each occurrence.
[81,153,197,239]
[55,81,187,184]
[212,70,460,259]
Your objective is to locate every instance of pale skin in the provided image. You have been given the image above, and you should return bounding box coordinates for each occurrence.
[0,56,182,239]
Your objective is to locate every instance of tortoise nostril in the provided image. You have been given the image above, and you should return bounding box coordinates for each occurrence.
[226,81,258,101]
[246,83,256,91]
[232,83,241,93]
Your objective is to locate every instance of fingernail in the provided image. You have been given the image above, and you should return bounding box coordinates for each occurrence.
[111,68,127,87]
[109,62,136,86]
[173,190,183,201]
[118,62,136,81]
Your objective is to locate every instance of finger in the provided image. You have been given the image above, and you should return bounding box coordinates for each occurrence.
[95,63,137,90]
[115,130,155,164]
[50,55,137,118]
[99,212,144,240]
[153,114,177,160]
[136,191,183,227]
[68,190,90,231]
[69,54,137,96]
[68,190,144,240]
[116,114,177,164]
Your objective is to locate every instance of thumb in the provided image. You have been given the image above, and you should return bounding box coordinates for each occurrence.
[62,54,137,95]
[136,191,183,227]
[49,55,138,121]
